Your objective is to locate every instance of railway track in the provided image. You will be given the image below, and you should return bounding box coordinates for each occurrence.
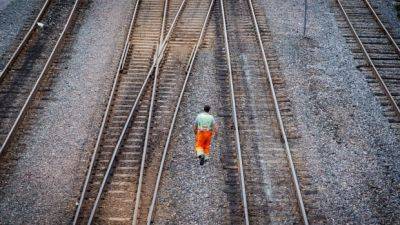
[73,0,216,224]
[134,0,216,224]
[72,0,165,223]
[335,0,400,131]
[220,0,312,224]
[0,0,80,154]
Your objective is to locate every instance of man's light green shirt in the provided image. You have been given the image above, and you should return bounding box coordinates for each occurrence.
[195,112,215,131]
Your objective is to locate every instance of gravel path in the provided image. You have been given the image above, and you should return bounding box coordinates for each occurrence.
[0,0,46,70]
[260,0,400,224]
[0,0,134,224]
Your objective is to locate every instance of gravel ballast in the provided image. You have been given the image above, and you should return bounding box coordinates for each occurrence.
[369,0,400,37]
[0,0,46,70]
[0,0,134,223]
[0,0,13,10]
[152,37,236,224]
[260,0,400,223]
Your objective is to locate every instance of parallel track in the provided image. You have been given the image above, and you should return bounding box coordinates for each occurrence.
[0,0,80,154]
[336,0,400,130]
[133,0,213,224]
[73,0,216,224]
[145,0,216,223]
[221,0,311,224]
[72,0,165,223]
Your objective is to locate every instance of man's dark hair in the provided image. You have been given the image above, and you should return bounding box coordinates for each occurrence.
[204,105,211,112]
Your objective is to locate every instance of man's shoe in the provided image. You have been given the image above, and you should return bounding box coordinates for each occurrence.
[199,155,205,165]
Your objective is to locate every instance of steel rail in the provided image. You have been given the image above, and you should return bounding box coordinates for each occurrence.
[220,0,250,224]
[0,0,52,82]
[246,0,309,224]
[158,0,188,55]
[131,0,168,223]
[131,52,160,225]
[83,0,188,223]
[160,0,169,44]
[145,0,215,224]
[362,0,400,55]
[337,0,400,117]
[0,0,82,155]
[71,0,141,224]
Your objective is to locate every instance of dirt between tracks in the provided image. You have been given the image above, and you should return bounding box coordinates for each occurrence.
[260,0,400,224]
[0,0,134,224]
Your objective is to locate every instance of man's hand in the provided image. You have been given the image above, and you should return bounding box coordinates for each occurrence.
[193,125,197,134]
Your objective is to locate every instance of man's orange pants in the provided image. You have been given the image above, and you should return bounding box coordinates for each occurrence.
[195,130,213,157]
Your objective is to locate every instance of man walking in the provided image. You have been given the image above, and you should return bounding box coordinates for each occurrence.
[193,105,217,165]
